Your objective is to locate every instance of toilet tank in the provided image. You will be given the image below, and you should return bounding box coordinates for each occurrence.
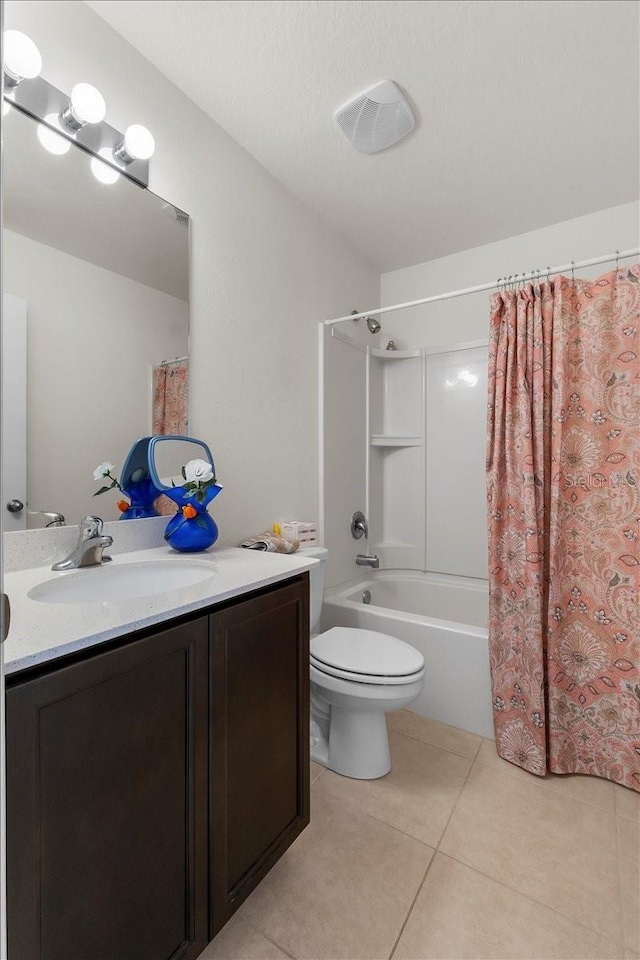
[298,546,328,634]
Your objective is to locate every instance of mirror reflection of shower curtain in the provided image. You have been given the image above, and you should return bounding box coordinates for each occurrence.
[152,361,189,436]
[486,265,640,792]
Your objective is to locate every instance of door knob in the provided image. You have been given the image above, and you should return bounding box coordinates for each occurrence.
[6,499,24,513]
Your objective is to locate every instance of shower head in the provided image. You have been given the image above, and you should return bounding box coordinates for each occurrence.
[350,310,382,335]
[366,316,382,335]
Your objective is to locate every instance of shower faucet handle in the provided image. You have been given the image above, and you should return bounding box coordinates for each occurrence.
[351,511,368,539]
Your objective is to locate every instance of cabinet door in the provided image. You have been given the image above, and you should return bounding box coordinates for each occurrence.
[210,577,310,935]
[6,617,209,960]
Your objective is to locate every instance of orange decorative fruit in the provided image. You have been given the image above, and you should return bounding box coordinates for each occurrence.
[117,500,129,513]
[182,504,197,519]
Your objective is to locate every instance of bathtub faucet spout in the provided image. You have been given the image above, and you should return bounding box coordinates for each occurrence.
[356,554,380,569]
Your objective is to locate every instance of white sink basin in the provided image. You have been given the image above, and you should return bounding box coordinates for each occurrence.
[28,559,217,605]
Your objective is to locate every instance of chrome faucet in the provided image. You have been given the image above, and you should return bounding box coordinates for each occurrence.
[356,554,380,569]
[28,508,66,527]
[51,516,113,571]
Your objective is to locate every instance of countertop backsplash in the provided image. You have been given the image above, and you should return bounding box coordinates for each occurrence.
[3,517,169,573]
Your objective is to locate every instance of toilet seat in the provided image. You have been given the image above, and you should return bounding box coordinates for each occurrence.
[311,627,425,686]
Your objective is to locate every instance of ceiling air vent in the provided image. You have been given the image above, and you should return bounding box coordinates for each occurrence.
[334,80,415,155]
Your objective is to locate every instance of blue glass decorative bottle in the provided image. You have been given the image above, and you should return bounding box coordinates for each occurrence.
[119,474,161,520]
[164,483,222,552]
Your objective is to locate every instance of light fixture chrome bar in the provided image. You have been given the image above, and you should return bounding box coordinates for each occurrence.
[326,248,640,325]
[3,75,150,187]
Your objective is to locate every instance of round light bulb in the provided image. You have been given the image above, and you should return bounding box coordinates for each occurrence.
[3,30,42,84]
[90,156,119,185]
[123,124,155,160]
[37,115,71,155]
[68,82,106,125]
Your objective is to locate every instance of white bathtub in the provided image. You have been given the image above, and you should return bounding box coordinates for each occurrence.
[321,570,494,739]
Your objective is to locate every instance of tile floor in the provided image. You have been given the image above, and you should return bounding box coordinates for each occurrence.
[202,710,640,960]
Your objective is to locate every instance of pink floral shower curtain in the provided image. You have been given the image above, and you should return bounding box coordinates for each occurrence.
[152,361,189,517]
[152,361,189,435]
[487,266,640,791]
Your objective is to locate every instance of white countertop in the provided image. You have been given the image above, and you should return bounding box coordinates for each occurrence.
[3,545,316,676]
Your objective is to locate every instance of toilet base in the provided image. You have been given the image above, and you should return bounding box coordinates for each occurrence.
[315,706,391,779]
[309,667,424,781]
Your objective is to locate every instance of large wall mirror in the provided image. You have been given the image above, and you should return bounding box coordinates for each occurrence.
[2,105,190,528]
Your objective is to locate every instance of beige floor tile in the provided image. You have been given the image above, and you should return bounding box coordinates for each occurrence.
[393,853,624,959]
[241,776,433,959]
[476,738,616,812]
[199,914,290,960]
[624,950,640,959]
[618,816,640,952]
[319,730,471,847]
[616,785,640,822]
[440,763,621,942]
[310,761,325,784]
[387,710,482,759]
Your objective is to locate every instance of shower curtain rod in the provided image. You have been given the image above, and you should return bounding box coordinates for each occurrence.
[326,247,640,325]
[158,355,188,366]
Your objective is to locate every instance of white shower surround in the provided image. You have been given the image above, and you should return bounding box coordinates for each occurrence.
[322,570,494,739]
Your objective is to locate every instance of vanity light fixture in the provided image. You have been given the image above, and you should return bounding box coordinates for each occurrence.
[90,155,120,186]
[3,30,154,188]
[60,82,107,131]
[3,30,42,87]
[37,114,71,155]
[114,124,155,163]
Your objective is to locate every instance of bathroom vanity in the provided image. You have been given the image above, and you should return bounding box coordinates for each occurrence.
[3,546,312,960]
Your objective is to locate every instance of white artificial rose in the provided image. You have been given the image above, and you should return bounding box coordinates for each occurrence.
[184,459,213,484]
[93,461,115,480]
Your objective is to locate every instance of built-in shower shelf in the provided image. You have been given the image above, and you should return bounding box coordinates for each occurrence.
[370,435,422,447]
[370,348,422,360]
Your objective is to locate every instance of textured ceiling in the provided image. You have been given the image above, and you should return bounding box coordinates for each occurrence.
[86,0,639,272]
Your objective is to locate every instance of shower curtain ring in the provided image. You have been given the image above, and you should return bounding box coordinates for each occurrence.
[615,249,620,271]
[571,260,575,280]
[546,266,551,281]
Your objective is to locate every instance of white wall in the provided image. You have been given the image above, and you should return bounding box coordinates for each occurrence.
[380,201,640,348]
[4,0,379,546]
[4,229,188,525]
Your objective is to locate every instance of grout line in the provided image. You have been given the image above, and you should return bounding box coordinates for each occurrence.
[310,766,326,785]
[436,848,627,953]
[387,746,478,959]
[387,855,436,960]
[243,915,298,959]
[473,753,619,816]
[357,807,435,850]
[387,726,481,763]
[455,756,627,947]
[435,744,477,845]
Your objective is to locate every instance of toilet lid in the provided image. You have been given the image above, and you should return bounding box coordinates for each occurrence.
[310,656,425,686]
[311,627,424,678]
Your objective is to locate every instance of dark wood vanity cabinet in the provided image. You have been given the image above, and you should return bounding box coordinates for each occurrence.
[209,578,310,936]
[5,574,310,960]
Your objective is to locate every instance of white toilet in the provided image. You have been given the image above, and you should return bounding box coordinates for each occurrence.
[300,546,425,780]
